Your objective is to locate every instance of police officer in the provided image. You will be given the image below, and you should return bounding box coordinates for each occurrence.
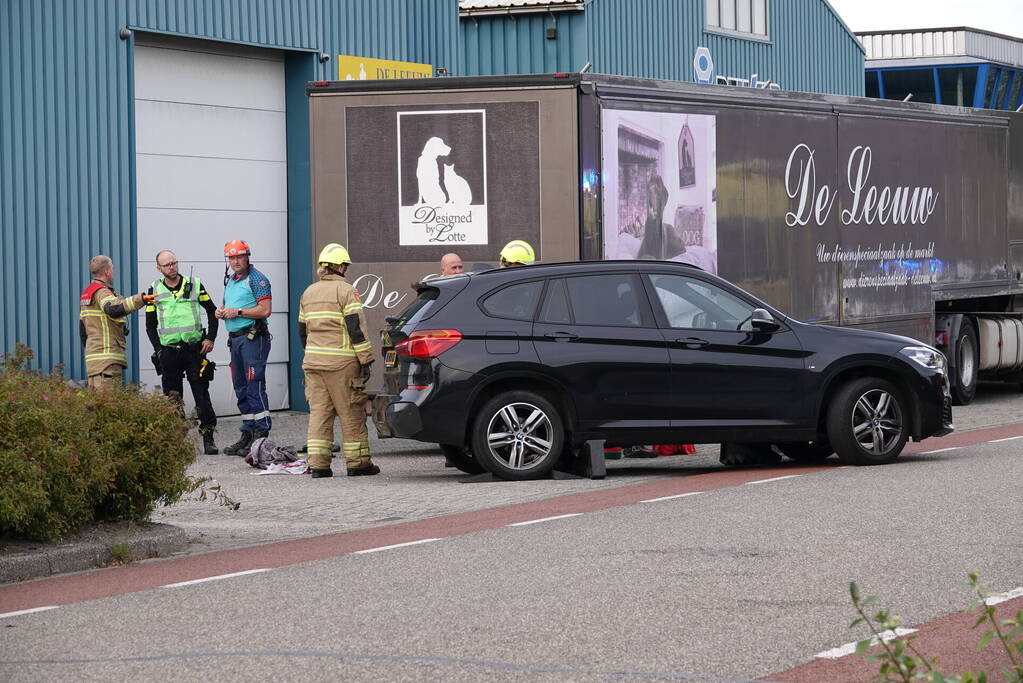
[146,250,220,455]
[217,240,273,456]
[499,240,535,268]
[79,255,152,390]
[298,243,378,478]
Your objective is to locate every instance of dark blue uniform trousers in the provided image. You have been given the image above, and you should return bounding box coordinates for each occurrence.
[229,332,272,433]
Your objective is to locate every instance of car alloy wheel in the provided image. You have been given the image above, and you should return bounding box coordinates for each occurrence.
[486,402,553,469]
[826,377,909,465]
[472,390,565,480]
[851,388,904,455]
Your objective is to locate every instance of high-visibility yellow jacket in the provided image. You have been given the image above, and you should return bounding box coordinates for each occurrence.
[79,279,144,375]
[298,273,374,371]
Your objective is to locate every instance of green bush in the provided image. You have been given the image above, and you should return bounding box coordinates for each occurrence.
[0,344,196,542]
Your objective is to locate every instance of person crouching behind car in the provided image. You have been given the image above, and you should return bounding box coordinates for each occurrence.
[298,243,378,478]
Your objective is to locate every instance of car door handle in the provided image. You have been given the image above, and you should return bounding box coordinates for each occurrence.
[544,332,579,342]
[676,337,710,348]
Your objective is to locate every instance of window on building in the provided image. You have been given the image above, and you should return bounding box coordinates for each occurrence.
[983,67,1001,108]
[879,68,937,104]
[1007,71,1023,111]
[937,66,978,107]
[706,0,768,38]
[993,69,1011,109]
[865,71,880,99]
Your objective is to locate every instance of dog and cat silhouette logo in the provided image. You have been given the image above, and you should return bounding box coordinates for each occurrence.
[397,110,488,246]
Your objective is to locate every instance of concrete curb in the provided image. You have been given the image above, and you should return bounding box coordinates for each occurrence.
[0,522,188,585]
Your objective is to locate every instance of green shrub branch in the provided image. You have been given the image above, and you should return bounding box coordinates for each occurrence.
[0,344,197,542]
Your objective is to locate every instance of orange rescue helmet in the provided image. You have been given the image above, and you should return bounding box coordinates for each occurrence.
[224,239,251,257]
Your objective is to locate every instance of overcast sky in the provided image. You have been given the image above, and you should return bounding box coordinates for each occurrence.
[826,0,1023,38]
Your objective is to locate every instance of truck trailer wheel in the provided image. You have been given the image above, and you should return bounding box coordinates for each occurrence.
[951,320,978,406]
[826,378,909,466]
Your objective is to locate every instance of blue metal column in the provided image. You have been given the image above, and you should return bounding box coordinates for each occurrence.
[285,52,315,412]
[932,67,942,105]
[973,64,990,108]
[877,70,886,99]
[127,31,141,383]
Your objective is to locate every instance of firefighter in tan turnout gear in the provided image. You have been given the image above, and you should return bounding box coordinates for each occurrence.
[79,254,154,389]
[298,243,379,478]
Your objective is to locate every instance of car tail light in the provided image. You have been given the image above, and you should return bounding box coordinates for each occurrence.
[395,329,462,359]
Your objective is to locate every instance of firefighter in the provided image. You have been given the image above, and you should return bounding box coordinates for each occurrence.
[499,240,535,268]
[79,254,153,390]
[298,243,378,478]
[216,240,273,456]
[146,250,220,455]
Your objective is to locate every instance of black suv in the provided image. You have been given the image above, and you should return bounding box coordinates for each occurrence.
[372,261,953,480]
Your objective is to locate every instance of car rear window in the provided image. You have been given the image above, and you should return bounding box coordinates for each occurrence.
[481,281,543,321]
[388,289,437,332]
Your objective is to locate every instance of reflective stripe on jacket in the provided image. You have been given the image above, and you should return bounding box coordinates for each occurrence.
[80,279,143,375]
[151,276,203,345]
[298,273,374,370]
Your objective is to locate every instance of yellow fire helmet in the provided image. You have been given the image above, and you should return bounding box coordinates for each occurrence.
[499,240,536,265]
[318,243,352,266]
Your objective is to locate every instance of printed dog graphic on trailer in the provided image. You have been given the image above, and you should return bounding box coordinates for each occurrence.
[416,136,452,205]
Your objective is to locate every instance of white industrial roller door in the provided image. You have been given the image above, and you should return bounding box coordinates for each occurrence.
[133,34,290,415]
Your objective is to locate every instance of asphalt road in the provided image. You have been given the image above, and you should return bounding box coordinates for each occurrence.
[2,432,1021,681]
[144,380,1023,555]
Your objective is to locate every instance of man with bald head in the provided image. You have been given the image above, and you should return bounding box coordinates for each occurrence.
[146,250,221,454]
[439,253,463,276]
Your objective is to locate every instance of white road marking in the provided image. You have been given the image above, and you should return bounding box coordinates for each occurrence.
[354,538,441,554]
[0,606,59,619]
[988,436,1023,443]
[507,514,582,527]
[985,586,1023,605]
[814,628,917,659]
[162,568,270,588]
[745,475,802,485]
[918,447,959,454]
[640,492,702,503]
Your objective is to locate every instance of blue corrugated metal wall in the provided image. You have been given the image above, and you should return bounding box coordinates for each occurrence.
[459,0,864,96]
[459,10,587,75]
[0,0,457,380]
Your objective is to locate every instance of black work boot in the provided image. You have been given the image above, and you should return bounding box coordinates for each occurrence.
[223,431,253,456]
[253,429,270,442]
[346,456,381,477]
[200,428,218,455]
[310,468,333,479]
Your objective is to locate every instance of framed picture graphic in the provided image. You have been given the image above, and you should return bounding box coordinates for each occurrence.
[678,121,696,188]
[602,109,717,274]
[397,109,488,246]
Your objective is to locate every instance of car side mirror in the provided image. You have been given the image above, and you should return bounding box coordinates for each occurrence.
[750,308,781,333]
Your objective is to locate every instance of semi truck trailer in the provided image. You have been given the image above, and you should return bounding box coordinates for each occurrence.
[307,73,1023,405]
